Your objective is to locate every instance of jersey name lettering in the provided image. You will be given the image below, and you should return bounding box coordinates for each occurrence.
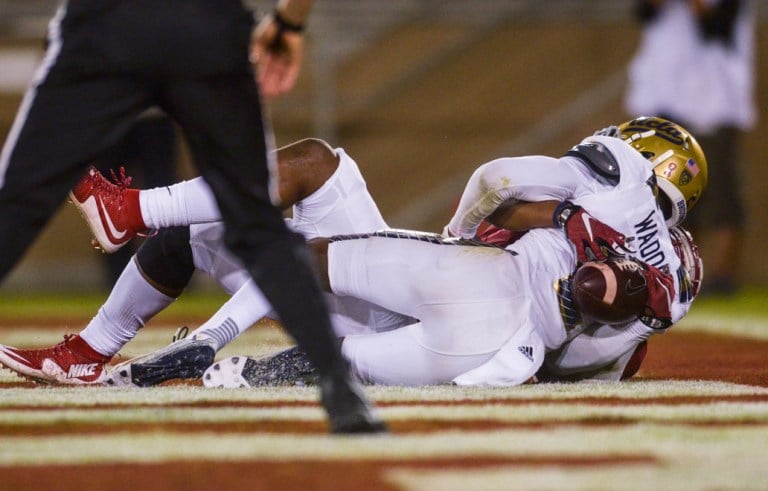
[633,211,666,269]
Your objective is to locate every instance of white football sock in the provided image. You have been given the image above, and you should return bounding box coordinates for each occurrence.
[140,177,221,229]
[189,279,274,351]
[80,258,175,357]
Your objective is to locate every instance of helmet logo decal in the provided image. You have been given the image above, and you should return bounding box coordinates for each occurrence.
[623,118,686,145]
[679,170,692,186]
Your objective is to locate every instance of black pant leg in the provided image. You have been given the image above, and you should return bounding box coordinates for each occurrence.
[0,74,151,282]
[160,75,343,377]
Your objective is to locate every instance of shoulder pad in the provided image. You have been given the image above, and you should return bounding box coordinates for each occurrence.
[565,142,620,185]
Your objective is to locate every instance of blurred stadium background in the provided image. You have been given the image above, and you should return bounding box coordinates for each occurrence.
[1,0,766,292]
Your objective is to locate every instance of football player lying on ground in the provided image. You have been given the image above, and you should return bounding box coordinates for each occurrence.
[0,116,708,383]
[206,117,706,387]
[205,224,701,387]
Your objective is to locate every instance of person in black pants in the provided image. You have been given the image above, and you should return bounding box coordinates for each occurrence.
[0,0,385,434]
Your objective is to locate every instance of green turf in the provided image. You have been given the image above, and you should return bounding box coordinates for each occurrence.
[0,291,229,322]
[688,286,768,317]
[0,287,766,322]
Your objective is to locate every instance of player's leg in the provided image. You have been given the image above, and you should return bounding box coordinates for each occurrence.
[76,138,355,250]
[204,319,494,388]
[0,227,194,384]
[100,146,401,385]
[81,227,194,358]
[318,232,517,317]
[100,222,273,387]
[341,323,497,385]
[287,145,388,236]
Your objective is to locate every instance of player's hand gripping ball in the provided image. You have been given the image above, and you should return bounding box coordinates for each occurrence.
[572,258,649,324]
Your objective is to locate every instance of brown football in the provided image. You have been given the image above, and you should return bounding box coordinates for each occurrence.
[572,259,649,324]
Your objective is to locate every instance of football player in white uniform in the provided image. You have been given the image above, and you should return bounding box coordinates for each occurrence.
[206,116,706,387]
[209,222,702,387]
[0,138,412,385]
[237,116,704,387]
[537,225,703,382]
[0,117,706,388]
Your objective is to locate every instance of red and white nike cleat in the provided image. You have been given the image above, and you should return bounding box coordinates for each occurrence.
[69,166,147,253]
[0,334,111,384]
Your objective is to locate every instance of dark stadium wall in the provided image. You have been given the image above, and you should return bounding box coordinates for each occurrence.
[1,20,766,291]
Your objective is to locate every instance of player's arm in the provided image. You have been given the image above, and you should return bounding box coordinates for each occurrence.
[483,198,632,262]
[485,199,558,231]
[445,156,577,238]
[542,321,656,382]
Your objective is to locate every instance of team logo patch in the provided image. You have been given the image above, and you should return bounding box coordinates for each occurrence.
[679,170,692,186]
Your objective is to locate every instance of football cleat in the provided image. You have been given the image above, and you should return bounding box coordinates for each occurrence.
[103,336,216,387]
[202,347,317,388]
[0,334,111,384]
[69,166,146,253]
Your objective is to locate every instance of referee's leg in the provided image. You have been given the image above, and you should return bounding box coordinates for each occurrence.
[161,75,386,433]
[0,75,149,282]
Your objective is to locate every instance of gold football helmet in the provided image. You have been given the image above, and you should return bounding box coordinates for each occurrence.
[617,116,708,227]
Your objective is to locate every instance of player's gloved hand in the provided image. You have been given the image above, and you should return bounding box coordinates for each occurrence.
[477,224,524,248]
[553,200,633,263]
[637,262,675,330]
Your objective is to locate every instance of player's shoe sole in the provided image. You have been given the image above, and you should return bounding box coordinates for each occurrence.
[104,338,216,387]
[203,347,317,388]
[203,356,253,388]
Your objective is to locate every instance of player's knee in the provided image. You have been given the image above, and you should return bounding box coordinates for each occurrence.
[277,138,339,202]
[135,227,195,297]
[297,138,338,179]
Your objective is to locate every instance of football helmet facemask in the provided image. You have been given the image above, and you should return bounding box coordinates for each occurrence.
[617,116,708,227]
[669,225,703,299]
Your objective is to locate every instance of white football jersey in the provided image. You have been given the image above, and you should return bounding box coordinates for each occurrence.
[443,135,690,384]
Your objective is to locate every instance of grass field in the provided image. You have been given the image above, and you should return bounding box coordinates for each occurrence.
[0,289,767,490]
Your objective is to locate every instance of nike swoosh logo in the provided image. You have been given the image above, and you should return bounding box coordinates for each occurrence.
[96,196,127,240]
[625,278,647,296]
[581,212,594,241]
